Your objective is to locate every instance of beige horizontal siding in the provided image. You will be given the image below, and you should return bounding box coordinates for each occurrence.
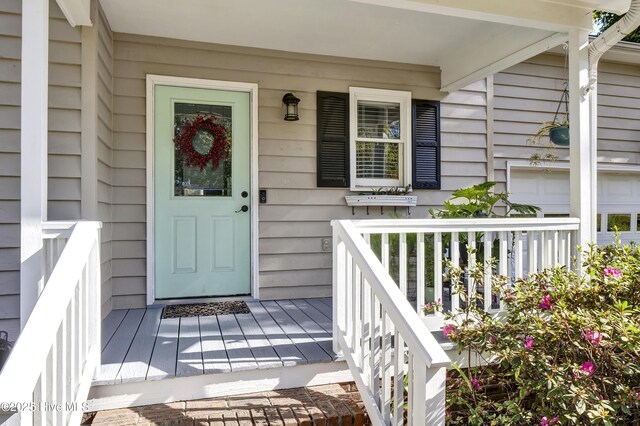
[493,53,640,195]
[0,0,83,340]
[111,33,487,303]
[96,4,114,317]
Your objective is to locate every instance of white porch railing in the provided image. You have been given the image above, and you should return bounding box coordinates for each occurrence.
[332,217,580,425]
[0,221,102,425]
[350,217,580,330]
[333,220,451,425]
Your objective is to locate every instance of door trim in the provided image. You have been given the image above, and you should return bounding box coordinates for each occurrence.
[145,75,259,305]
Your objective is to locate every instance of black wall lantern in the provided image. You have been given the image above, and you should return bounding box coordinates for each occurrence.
[282,93,300,121]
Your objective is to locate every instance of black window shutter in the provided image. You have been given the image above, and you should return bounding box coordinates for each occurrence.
[412,100,441,190]
[317,91,349,188]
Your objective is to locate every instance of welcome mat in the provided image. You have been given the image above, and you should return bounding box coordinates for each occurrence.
[162,301,250,319]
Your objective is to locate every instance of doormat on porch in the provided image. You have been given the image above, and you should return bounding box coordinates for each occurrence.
[162,301,250,319]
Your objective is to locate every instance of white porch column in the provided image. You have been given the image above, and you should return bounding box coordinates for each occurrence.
[20,0,49,328]
[568,30,595,258]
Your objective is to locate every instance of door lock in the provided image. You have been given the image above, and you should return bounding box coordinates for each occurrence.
[235,205,249,213]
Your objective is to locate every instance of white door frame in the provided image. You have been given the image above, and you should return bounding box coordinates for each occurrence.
[145,74,259,305]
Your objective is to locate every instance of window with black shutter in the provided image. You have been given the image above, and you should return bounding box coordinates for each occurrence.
[316,90,440,191]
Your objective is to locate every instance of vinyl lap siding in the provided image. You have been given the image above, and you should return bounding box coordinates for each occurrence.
[0,0,82,339]
[492,53,640,193]
[111,34,487,304]
[96,5,114,316]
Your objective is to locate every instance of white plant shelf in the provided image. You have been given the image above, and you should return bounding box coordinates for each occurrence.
[345,194,417,207]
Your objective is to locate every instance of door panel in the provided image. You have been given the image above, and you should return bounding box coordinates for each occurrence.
[154,85,251,299]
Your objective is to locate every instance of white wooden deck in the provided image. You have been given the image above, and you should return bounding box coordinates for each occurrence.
[94,298,337,386]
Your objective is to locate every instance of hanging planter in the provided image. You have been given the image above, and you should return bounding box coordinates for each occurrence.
[528,82,570,165]
[549,124,570,146]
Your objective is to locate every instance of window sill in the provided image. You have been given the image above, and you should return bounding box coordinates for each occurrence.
[345,194,417,207]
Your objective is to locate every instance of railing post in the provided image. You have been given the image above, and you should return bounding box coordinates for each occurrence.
[332,223,345,355]
[423,366,447,426]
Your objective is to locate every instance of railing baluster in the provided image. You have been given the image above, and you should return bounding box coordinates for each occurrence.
[380,309,392,423]
[451,232,460,311]
[354,264,362,364]
[483,231,492,311]
[393,329,405,426]
[34,372,44,426]
[515,231,523,279]
[399,233,407,299]
[57,321,65,425]
[370,292,381,406]
[467,232,476,307]
[417,233,425,315]
[382,233,389,272]
[528,230,538,274]
[434,232,442,306]
[407,353,414,426]
[362,279,371,384]
[345,251,353,346]
[559,231,567,266]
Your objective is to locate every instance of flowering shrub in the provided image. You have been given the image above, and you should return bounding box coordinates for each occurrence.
[444,240,640,425]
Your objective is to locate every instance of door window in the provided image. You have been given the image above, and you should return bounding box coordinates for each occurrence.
[174,102,232,197]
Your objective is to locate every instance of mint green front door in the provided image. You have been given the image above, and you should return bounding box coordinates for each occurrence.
[154,85,251,299]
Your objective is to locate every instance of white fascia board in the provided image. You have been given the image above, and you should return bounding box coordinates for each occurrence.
[55,0,92,27]
[348,0,593,32]
[440,32,569,93]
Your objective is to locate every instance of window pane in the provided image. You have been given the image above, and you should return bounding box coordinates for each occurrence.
[357,101,400,139]
[597,214,601,232]
[174,102,232,197]
[607,214,631,232]
[544,213,570,218]
[356,141,400,179]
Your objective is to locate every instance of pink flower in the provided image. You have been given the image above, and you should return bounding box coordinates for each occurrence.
[489,336,496,343]
[582,329,603,347]
[541,416,559,426]
[442,324,457,340]
[636,392,640,399]
[524,336,534,349]
[470,378,480,390]
[579,361,596,377]
[539,295,553,310]
[603,267,622,279]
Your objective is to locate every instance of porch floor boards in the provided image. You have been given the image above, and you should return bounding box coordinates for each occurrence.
[95,298,336,386]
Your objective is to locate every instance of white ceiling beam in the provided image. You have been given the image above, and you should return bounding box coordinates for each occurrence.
[55,0,92,27]
[539,0,630,15]
[348,0,594,31]
[440,32,569,93]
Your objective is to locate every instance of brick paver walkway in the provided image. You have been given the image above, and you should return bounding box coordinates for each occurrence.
[83,382,369,425]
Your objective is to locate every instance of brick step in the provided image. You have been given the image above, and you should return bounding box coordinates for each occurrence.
[82,382,370,426]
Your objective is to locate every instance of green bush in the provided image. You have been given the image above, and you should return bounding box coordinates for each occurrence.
[443,240,640,425]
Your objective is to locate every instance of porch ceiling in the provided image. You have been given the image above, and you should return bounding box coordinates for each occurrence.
[100,0,631,92]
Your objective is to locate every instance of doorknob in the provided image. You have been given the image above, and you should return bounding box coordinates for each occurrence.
[235,205,249,213]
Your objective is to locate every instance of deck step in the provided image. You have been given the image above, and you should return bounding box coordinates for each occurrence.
[84,382,368,425]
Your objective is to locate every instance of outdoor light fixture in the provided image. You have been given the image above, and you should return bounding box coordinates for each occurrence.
[282,92,300,121]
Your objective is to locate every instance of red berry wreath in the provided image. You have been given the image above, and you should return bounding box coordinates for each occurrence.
[174,114,230,171]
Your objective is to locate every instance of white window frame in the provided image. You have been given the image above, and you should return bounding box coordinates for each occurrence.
[349,87,412,191]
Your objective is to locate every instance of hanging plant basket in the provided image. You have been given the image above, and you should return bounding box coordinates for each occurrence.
[549,125,570,146]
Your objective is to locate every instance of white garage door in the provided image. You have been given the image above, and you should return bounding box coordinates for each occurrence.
[509,168,640,245]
